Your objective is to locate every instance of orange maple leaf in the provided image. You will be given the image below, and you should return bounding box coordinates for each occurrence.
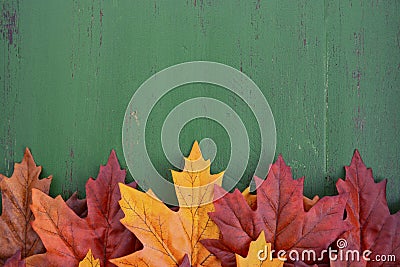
[0,149,52,264]
[25,150,141,267]
[110,141,223,267]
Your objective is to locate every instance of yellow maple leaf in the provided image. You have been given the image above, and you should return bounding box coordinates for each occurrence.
[110,141,223,267]
[236,231,285,267]
[79,249,100,267]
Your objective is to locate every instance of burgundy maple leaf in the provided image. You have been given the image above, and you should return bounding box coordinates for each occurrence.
[202,155,350,267]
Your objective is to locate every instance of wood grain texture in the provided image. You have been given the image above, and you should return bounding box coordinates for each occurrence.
[326,0,400,211]
[0,1,399,211]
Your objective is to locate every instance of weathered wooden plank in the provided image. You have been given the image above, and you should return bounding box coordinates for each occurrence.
[0,0,20,177]
[326,0,400,211]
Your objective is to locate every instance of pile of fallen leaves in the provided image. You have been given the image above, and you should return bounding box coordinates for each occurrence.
[0,142,399,267]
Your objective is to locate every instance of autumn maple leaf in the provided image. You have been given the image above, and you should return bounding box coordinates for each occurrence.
[180,255,191,267]
[66,191,88,218]
[3,251,25,267]
[79,250,100,267]
[332,150,400,267]
[110,141,223,267]
[0,148,52,265]
[201,155,350,267]
[242,187,319,212]
[25,150,141,267]
[236,231,285,267]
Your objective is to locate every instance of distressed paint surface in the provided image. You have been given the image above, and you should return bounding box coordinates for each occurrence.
[0,1,399,211]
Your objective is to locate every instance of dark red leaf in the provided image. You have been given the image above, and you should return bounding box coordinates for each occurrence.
[202,155,350,267]
[66,192,88,218]
[4,251,25,267]
[335,150,400,266]
[179,254,191,267]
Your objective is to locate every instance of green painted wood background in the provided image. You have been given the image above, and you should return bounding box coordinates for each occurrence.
[1,1,399,211]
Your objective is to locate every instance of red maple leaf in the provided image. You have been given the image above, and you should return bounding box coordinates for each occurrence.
[3,251,25,267]
[66,191,88,218]
[333,150,400,266]
[201,155,350,266]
